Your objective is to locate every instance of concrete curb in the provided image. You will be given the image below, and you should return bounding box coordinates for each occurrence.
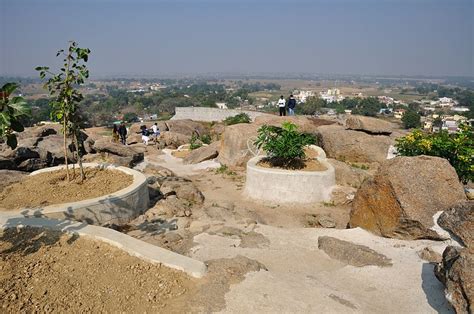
[0,216,207,278]
[7,163,149,225]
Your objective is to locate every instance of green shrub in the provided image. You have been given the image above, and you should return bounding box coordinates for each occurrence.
[223,113,251,125]
[395,125,473,183]
[189,134,202,150]
[254,122,316,168]
[201,134,212,144]
[401,110,421,129]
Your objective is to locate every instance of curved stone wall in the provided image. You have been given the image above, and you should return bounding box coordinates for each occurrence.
[14,163,149,225]
[244,154,336,204]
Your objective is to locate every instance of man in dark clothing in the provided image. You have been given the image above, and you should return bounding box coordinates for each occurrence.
[288,94,296,116]
[118,122,127,145]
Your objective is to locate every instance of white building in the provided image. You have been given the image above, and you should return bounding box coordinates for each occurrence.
[320,89,344,103]
[216,102,228,109]
[294,90,315,103]
[451,106,470,112]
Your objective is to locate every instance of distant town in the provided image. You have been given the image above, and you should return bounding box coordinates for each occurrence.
[1,74,473,132]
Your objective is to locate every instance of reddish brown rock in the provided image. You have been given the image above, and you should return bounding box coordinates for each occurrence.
[349,156,466,240]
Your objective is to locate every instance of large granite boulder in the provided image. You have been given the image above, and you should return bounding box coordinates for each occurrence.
[345,115,394,135]
[317,124,394,164]
[16,124,59,140]
[0,124,89,171]
[159,177,204,204]
[164,119,210,137]
[438,202,473,248]
[327,158,373,188]
[218,123,259,168]
[160,132,191,149]
[435,246,473,314]
[92,138,144,164]
[183,141,219,164]
[36,134,75,165]
[349,156,466,240]
[254,116,334,134]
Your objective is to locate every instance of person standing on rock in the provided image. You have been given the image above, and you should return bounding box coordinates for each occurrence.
[278,95,286,116]
[152,122,160,141]
[118,122,127,145]
[112,124,119,143]
[287,94,296,116]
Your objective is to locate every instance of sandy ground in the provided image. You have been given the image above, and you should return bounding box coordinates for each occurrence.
[127,148,455,313]
[0,227,194,312]
[0,168,132,211]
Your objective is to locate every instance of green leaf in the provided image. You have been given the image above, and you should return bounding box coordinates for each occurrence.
[1,82,18,96]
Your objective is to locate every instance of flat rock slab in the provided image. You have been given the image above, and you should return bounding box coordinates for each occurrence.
[318,236,392,267]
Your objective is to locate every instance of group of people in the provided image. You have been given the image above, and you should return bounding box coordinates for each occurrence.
[112,122,160,146]
[277,94,297,116]
[139,123,160,145]
[112,122,128,145]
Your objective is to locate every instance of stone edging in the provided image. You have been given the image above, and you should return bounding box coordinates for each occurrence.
[0,216,207,278]
[5,163,149,225]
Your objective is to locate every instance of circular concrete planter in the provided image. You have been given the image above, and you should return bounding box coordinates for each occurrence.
[244,148,335,204]
[8,163,149,225]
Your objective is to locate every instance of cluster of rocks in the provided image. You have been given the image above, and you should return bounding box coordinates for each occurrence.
[0,125,80,172]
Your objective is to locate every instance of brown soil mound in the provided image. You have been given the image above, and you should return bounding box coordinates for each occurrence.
[171,150,191,159]
[304,146,320,159]
[0,227,195,312]
[257,158,327,172]
[0,168,133,211]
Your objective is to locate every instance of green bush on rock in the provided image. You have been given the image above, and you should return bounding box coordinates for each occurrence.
[395,125,473,183]
[254,122,316,169]
[223,113,251,125]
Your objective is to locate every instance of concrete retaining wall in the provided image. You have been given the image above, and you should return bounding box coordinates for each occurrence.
[15,163,149,225]
[244,153,336,204]
[172,107,273,122]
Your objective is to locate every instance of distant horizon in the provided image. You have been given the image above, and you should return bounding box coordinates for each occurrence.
[2,0,473,78]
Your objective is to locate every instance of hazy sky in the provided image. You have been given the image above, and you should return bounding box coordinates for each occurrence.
[1,0,473,77]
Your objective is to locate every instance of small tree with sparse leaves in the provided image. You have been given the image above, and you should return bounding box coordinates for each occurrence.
[36,41,91,181]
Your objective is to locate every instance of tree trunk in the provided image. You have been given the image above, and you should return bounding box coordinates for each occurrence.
[63,118,70,181]
[74,131,85,182]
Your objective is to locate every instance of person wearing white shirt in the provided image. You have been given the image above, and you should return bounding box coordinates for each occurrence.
[277,95,286,116]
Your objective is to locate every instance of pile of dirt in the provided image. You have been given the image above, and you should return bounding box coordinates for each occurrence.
[171,150,191,159]
[0,227,195,312]
[0,168,133,210]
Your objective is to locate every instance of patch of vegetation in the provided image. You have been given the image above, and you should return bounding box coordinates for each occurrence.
[254,122,316,169]
[200,134,212,144]
[0,83,31,149]
[189,134,202,150]
[322,201,335,207]
[401,110,421,129]
[350,163,369,170]
[223,113,251,125]
[395,125,473,184]
[215,164,236,176]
